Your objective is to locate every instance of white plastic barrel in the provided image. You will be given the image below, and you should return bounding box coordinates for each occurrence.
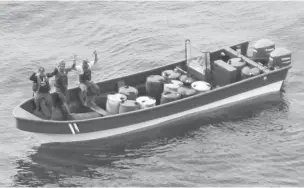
[106,93,127,114]
[164,83,180,93]
[136,96,156,109]
[191,81,211,92]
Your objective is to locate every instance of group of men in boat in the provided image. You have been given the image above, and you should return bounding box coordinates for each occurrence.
[29,50,100,119]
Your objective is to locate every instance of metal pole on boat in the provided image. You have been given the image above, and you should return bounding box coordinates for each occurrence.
[203,51,212,83]
[185,39,187,62]
[185,39,191,65]
[204,52,208,79]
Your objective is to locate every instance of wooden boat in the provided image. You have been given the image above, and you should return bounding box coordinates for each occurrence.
[13,39,292,143]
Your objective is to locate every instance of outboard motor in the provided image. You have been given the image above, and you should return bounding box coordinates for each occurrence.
[252,39,275,65]
[268,47,292,70]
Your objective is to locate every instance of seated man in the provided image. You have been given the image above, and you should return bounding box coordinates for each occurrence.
[46,60,76,118]
[74,50,100,106]
[29,67,53,119]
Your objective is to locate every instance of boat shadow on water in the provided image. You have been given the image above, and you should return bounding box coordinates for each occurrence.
[12,92,290,187]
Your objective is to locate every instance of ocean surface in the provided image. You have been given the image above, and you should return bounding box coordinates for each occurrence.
[0,1,304,187]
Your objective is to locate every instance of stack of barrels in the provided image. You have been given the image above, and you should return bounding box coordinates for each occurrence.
[105,67,213,115]
[145,68,212,105]
[227,57,261,80]
[227,58,247,81]
[105,85,141,115]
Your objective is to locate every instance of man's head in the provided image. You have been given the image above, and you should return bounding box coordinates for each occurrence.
[38,67,46,77]
[58,61,66,72]
[82,60,90,73]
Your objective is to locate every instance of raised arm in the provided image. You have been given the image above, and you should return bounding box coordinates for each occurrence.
[46,68,58,78]
[88,50,98,67]
[29,72,37,82]
[71,55,84,75]
[65,59,76,73]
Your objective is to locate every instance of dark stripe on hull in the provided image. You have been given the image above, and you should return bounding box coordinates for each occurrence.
[16,66,290,135]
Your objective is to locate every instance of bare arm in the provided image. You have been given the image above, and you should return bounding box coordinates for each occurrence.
[88,50,98,67]
[46,68,58,78]
[71,55,78,71]
[29,72,37,82]
[65,61,76,73]
[71,55,84,75]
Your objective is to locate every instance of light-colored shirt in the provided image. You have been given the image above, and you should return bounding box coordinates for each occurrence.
[75,60,95,75]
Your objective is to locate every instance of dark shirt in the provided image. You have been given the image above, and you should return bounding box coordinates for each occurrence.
[75,61,95,83]
[47,67,73,93]
[29,73,51,93]
[79,70,92,83]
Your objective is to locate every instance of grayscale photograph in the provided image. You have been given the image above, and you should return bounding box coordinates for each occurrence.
[0,0,303,187]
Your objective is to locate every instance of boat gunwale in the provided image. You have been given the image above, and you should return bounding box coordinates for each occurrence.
[13,64,291,124]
